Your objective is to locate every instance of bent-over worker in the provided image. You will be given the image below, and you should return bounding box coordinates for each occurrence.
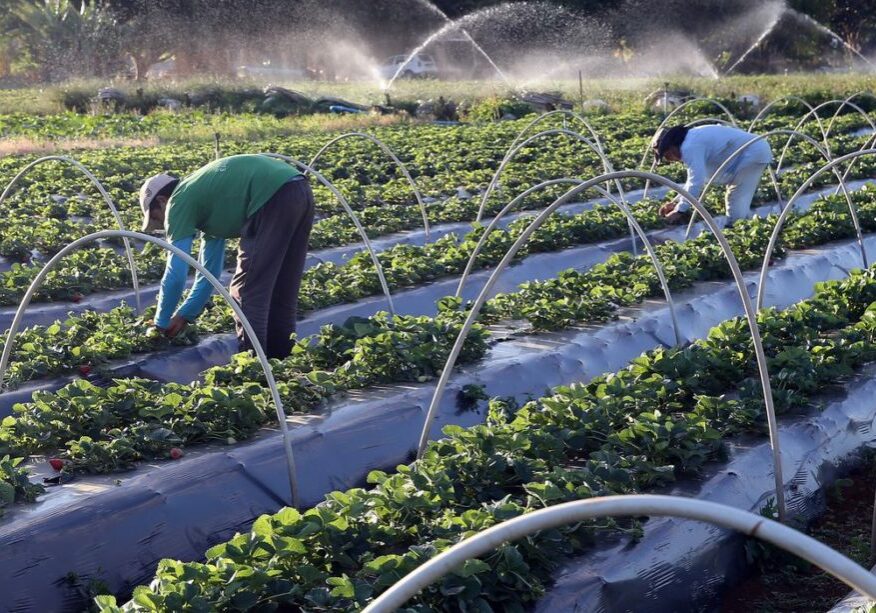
[139,154,315,359]
[652,124,773,224]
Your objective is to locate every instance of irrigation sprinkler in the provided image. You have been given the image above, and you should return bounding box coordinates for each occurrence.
[0,156,142,313]
[683,129,857,248]
[417,170,788,522]
[454,177,682,346]
[475,128,637,254]
[361,495,876,612]
[307,132,431,241]
[756,148,876,312]
[0,230,300,508]
[259,152,395,315]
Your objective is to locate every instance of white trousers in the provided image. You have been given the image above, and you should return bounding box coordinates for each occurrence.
[724,162,769,222]
[675,161,770,221]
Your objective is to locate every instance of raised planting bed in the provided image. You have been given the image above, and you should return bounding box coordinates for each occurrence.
[537,368,876,611]
[1,232,874,612]
[0,105,872,312]
[2,177,869,403]
[92,264,876,612]
[716,452,876,613]
[0,185,667,331]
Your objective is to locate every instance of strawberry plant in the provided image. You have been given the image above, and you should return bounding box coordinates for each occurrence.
[97,267,876,612]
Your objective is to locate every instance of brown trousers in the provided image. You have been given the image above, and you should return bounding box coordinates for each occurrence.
[230,178,315,359]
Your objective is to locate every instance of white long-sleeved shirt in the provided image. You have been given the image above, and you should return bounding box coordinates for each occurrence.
[674,125,773,208]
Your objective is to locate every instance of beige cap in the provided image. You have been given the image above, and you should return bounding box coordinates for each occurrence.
[139,173,177,233]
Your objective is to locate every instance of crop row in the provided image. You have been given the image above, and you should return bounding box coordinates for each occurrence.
[0,107,858,251]
[2,186,873,393]
[2,126,874,310]
[0,187,871,497]
[0,108,866,299]
[93,261,876,611]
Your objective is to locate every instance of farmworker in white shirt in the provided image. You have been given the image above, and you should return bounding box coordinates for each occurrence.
[652,124,773,225]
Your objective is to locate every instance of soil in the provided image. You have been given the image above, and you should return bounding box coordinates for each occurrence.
[721,455,876,613]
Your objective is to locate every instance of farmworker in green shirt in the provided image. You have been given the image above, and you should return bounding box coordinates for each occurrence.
[139,154,315,359]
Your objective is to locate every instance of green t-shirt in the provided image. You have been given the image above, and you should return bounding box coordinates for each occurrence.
[166,154,301,241]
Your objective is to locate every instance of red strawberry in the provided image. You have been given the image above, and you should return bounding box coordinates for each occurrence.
[49,458,65,471]
[169,447,183,460]
[71,292,83,304]
[78,364,92,376]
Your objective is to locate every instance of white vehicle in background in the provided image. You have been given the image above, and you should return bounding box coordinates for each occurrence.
[378,54,439,79]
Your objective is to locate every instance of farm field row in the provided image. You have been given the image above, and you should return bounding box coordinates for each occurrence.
[2,92,876,609]
[89,261,876,611]
[0,185,872,513]
[0,108,869,307]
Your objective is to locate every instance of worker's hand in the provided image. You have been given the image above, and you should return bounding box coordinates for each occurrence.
[164,314,189,338]
[665,211,690,225]
[658,201,677,217]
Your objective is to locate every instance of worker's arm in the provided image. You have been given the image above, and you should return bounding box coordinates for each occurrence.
[154,236,195,329]
[674,148,707,213]
[175,237,226,322]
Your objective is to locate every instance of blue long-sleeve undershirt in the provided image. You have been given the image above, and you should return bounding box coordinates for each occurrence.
[154,236,226,328]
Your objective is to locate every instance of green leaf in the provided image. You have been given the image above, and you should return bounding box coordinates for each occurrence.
[0,480,15,506]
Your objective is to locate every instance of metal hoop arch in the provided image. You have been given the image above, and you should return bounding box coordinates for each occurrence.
[362,495,876,612]
[417,170,787,521]
[307,132,431,241]
[0,229,300,507]
[776,99,876,175]
[834,130,876,196]
[475,128,626,224]
[756,148,876,311]
[476,129,635,255]
[259,152,395,314]
[683,129,859,253]
[0,155,142,313]
[454,177,682,346]
[505,110,609,164]
[748,96,824,140]
[824,92,876,142]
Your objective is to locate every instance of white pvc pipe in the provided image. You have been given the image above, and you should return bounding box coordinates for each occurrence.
[0,155,142,312]
[362,495,876,612]
[307,132,431,240]
[756,148,876,311]
[0,230,300,508]
[476,128,635,255]
[749,96,824,141]
[454,178,682,346]
[776,99,875,174]
[416,170,787,522]
[476,128,625,223]
[504,110,609,169]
